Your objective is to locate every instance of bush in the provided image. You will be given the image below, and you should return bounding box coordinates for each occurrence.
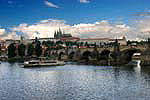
[8,56,24,63]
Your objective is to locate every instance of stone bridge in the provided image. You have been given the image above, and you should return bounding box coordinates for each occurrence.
[56,45,146,63]
[42,38,150,66]
[57,46,145,55]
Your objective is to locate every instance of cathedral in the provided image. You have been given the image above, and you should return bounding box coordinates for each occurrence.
[54,28,72,39]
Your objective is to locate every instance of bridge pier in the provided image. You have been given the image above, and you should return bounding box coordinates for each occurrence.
[110,39,123,65]
[141,38,150,66]
[73,48,81,61]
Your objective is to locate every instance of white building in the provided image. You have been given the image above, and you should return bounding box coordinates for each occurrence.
[79,36,127,46]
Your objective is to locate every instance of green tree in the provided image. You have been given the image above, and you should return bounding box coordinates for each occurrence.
[8,43,16,58]
[42,41,47,46]
[0,44,1,56]
[84,42,89,47]
[27,43,34,56]
[18,43,25,57]
[35,42,42,57]
[79,42,84,46]
[56,41,63,46]
[65,41,74,47]
[47,41,55,47]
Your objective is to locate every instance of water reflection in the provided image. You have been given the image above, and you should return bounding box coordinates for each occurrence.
[0,62,150,100]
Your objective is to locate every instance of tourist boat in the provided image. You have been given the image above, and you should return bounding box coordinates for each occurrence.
[126,60,140,66]
[24,60,65,67]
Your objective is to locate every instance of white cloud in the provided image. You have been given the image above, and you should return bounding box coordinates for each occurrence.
[1,16,150,41]
[0,28,20,40]
[12,19,67,39]
[80,0,90,3]
[44,1,59,8]
[4,32,20,40]
[0,29,5,36]
[131,18,150,40]
[10,19,131,40]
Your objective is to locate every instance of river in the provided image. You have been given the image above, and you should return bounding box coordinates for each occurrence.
[0,62,150,100]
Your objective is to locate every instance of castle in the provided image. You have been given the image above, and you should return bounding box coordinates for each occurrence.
[54,28,72,38]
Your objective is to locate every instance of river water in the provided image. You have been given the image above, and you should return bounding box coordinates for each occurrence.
[0,62,150,100]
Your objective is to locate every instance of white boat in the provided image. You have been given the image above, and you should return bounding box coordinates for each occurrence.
[24,60,65,67]
[126,60,140,66]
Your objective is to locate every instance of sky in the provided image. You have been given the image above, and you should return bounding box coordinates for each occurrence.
[1,0,150,40]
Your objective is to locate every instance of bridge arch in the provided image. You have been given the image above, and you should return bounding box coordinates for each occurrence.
[100,49,111,60]
[121,48,141,62]
[58,52,65,60]
[81,50,92,61]
[68,51,76,60]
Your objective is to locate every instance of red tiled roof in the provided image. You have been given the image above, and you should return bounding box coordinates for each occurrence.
[80,38,109,41]
[81,37,126,41]
[109,39,124,41]
[60,37,80,41]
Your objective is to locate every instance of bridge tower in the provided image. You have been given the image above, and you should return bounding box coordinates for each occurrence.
[148,38,150,47]
[113,39,120,60]
[110,39,122,65]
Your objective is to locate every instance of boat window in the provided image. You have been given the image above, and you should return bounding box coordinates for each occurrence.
[29,62,39,64]
[42,61,56,63]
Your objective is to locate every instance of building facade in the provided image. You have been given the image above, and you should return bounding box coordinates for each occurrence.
[79,36,127,46]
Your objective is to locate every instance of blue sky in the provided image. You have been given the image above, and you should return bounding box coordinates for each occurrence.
[0,0,150,40]
[0,0,150,27]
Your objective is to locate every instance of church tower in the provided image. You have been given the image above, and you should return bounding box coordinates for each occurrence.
[54,31,57,38]
[54,28,63,38]
[58,28,63,37]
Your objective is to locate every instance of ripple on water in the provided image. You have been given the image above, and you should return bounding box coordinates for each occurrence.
[0,62,150,100]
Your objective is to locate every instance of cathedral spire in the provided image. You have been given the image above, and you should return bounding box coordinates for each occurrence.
[59,27,61,32]
[58,28,62,37]
[54,31,57,38]
[59,28,62,35]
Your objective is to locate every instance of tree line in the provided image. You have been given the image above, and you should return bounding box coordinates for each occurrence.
[7,38,123,59]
